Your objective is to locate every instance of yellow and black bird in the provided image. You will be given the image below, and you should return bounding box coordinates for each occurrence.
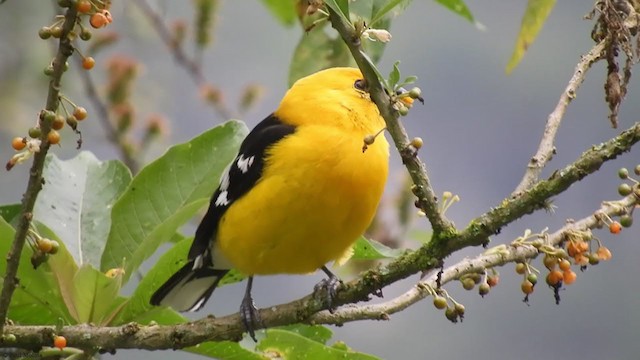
[150,67,390,339]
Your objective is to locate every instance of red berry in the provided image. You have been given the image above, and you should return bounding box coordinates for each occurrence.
[82,56,95,70]
[53,335,66,349]
[76,0,92,13]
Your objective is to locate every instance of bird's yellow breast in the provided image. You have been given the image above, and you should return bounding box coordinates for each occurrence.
[216,124,389,275]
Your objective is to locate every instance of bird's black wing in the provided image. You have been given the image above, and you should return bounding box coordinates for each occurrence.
[187,114,296,263]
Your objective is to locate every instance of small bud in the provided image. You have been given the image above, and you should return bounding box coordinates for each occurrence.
[362,29,392,43]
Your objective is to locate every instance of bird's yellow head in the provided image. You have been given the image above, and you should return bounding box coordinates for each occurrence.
[274,67,386,134]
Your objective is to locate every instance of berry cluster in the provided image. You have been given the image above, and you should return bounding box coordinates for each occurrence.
[8,1,113,170]
[26,228,60,269]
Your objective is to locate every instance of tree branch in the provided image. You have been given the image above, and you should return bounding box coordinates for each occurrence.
[327,8,455,236]
[0,6,79,334]
[513,37,610,195]
[311,194,637,324]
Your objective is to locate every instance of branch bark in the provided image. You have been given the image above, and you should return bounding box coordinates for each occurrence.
[0,6,79,335]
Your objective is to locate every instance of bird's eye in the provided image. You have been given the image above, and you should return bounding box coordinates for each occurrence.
[354,79,367,91]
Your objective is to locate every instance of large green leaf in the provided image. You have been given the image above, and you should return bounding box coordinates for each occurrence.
[101,120,248,282]
[260,0,297,26]
[505,0,556,74]
[0,203,21,224]
[0,219,74,325]
[257,329,380,359]
[33,152,131,269]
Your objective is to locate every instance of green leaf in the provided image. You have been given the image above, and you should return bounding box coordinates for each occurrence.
[388,61,401,90]
[257,329,380,359]
[370,0,412,27]
[69,264,125,324]
[276,324,333,344]
[0,203,21,224]
[289,26,333,86]
[0,219,74,325]
[505,0,556,74]
[324,0,351,25]
[100,121,248,283]
[260,0,297,27]
[33,152,131,269]
[398,75,418,88]
[351,237,403,260]
[434,0,474,23]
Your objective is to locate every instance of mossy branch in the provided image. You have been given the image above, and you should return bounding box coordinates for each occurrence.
[0,6,79,335]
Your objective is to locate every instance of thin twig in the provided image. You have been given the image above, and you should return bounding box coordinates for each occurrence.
[311,195,636,324]
[76,58,139,173]
[513,37,610,195]
[130,0,233,120]
[0,6,79,334]
[327,8,455,236]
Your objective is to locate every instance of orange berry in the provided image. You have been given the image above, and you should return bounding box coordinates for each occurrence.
[567,241,579,257]
[596,246,612,261]
[37,238,53,253]
[52,114,65,130]
[53,335,66,350]
[82,56,95,70]
[73,106,88,120]
[576,241,589,253]
[563,269,577,285]
[573,253,589,266]
[609,221,622,234]
[90,13,108,28]
[11,137,26,151]
[515,262,526,275]
[76,0,92,13]
[546,270,563,286]
[48,130,61,145]
[559,259,571,272]
[521,280,534,294]
[486,276,499,287]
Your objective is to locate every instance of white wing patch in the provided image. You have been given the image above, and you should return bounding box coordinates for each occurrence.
[219,164,231,191]
[236,154,255,174]
[215,191,229,206]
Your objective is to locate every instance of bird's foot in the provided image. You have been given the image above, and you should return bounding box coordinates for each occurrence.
[314,266,343,312]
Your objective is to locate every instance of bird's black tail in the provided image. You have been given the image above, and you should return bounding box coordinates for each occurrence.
[150,260,228,312]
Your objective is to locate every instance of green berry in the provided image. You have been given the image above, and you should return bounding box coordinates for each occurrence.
[461,278,475,290]
[618,168,629,179]
[454,303,465,315]
[409,87,422,99]
[66,115,78,130]
[527,273,538,285]
[39,27,52,40]
[80,29,92,41]
[620,215,633,228]
[634,164,640,176]
[478,283,490,296]
[618,183,633,196]
[42,110,56,123]
[444,307,458,323]
[398,104,409,116]
[28,127,42,139]
[433,296,447,310]
[51,26,63,39]
[44,65,55,76]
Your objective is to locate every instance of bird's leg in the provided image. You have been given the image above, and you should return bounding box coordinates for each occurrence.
[240,276,262,341]
[313,266,342,312]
